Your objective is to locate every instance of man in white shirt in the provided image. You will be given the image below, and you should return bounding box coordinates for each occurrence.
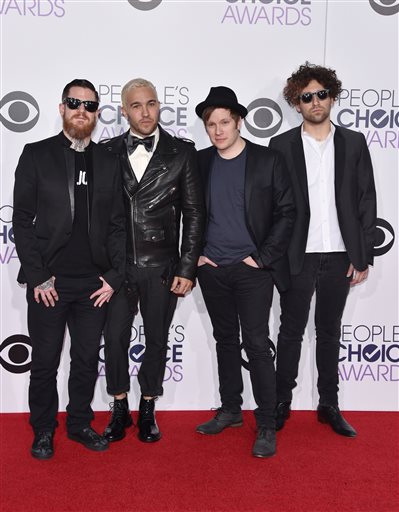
[269,63,377,437]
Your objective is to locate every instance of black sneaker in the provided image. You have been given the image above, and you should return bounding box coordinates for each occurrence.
[31,431,54,460]
[68,427,109,451]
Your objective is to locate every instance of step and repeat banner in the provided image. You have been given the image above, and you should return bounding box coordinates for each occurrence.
[1,0,398,413]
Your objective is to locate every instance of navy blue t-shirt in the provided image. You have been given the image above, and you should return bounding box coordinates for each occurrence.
[204,147,256,265]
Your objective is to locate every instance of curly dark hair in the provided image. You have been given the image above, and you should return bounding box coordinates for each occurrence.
[283,62,342,107]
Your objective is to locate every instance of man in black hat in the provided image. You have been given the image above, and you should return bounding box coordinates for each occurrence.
[195,86,295,457]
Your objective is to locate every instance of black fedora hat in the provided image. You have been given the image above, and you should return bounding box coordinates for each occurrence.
[195,86,248,119]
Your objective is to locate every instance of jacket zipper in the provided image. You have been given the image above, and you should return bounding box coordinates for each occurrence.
[126,169,168,264]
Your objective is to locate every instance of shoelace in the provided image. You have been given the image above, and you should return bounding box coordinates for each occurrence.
[109,401,126,418]
[256,428,274,439]
[36,432,52,444]
[140,398,157,418]
[108,401,135,427]
[214,407,224,419]
[82,427,102,441]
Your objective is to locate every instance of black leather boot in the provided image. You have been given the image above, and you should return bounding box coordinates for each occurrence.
[276,401,291,431]
[103,397,133,442]
[137,396,161,443]
[317,405,357,437]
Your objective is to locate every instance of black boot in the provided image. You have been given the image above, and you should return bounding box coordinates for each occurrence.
[317,405,357,437]
[276,401,291,431]
[103,397,133,442]
[137,396,161,443]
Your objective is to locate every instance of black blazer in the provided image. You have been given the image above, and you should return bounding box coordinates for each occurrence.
[269,124,377,275]
[13,132,126,290]
[198,139,296,292]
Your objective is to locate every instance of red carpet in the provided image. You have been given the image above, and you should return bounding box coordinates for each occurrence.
[1,411,398,512]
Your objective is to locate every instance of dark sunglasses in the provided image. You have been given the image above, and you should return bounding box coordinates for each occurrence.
[63,97,99,113]
[299,89,330,104]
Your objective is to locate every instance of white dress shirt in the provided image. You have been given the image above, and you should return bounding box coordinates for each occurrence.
[128,127,159,182]
[302,123,346,253]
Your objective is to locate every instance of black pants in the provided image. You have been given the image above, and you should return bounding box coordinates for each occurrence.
[27,275,106,434]
[277,252,351,406]
[104,264,177,397]
[198,262,275,428]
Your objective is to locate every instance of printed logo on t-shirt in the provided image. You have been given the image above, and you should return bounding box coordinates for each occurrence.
[76,170,87,186]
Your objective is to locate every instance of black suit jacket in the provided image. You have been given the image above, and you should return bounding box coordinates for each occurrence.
[13,132,126,290]
[198,139,296,292]
[269,124,377,275]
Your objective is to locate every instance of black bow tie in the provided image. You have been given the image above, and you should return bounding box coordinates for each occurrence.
[127,135,155,155]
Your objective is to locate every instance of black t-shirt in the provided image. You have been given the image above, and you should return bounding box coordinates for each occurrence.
[51,144,100,277]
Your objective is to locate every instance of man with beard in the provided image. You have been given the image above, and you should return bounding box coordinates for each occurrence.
[269,63,377,437]
[13,79,126,459]
[101,78,204,444]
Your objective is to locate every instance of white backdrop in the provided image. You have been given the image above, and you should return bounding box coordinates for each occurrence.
[1,0,398,413]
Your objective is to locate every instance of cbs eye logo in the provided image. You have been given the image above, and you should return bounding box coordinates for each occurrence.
[374,218,395,256]
[240,339,276,371]
[369,0,399,15]
[0,335,32,374]
[128,0,162,10]
[244,98,283,138]
[0,92,40,133]
[0,204,13,224]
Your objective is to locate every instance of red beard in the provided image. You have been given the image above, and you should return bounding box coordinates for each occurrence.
[63,113,97,140]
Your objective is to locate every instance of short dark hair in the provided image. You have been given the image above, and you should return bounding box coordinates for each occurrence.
[283,62,342,107]
[62,79,99,102]
[202,106,241,126]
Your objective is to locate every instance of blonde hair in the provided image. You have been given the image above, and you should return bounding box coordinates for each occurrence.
[121,78,158,108]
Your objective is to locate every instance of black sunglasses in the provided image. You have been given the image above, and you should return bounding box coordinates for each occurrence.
[299,89,330,104]
[63,97,99,113]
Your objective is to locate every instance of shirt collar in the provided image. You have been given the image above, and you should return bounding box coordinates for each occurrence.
[302,122,335,143]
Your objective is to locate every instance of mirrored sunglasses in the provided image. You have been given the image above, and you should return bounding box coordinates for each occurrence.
[63,97,99,113]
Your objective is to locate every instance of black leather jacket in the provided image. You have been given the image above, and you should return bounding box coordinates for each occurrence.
[101,127,204,281]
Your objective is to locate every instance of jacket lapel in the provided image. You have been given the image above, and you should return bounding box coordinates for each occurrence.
[244,140,257,216]
[138,127,174,189]
[333,125,345,197]
[291,127,310,205]
[62,145,75,223]
[199,147,216,212]
[118,131,139,196]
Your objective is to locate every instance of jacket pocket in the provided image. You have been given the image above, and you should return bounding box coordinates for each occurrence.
[142,228,165,242]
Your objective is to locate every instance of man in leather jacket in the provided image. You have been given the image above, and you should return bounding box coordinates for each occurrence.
[102,78,204,443]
